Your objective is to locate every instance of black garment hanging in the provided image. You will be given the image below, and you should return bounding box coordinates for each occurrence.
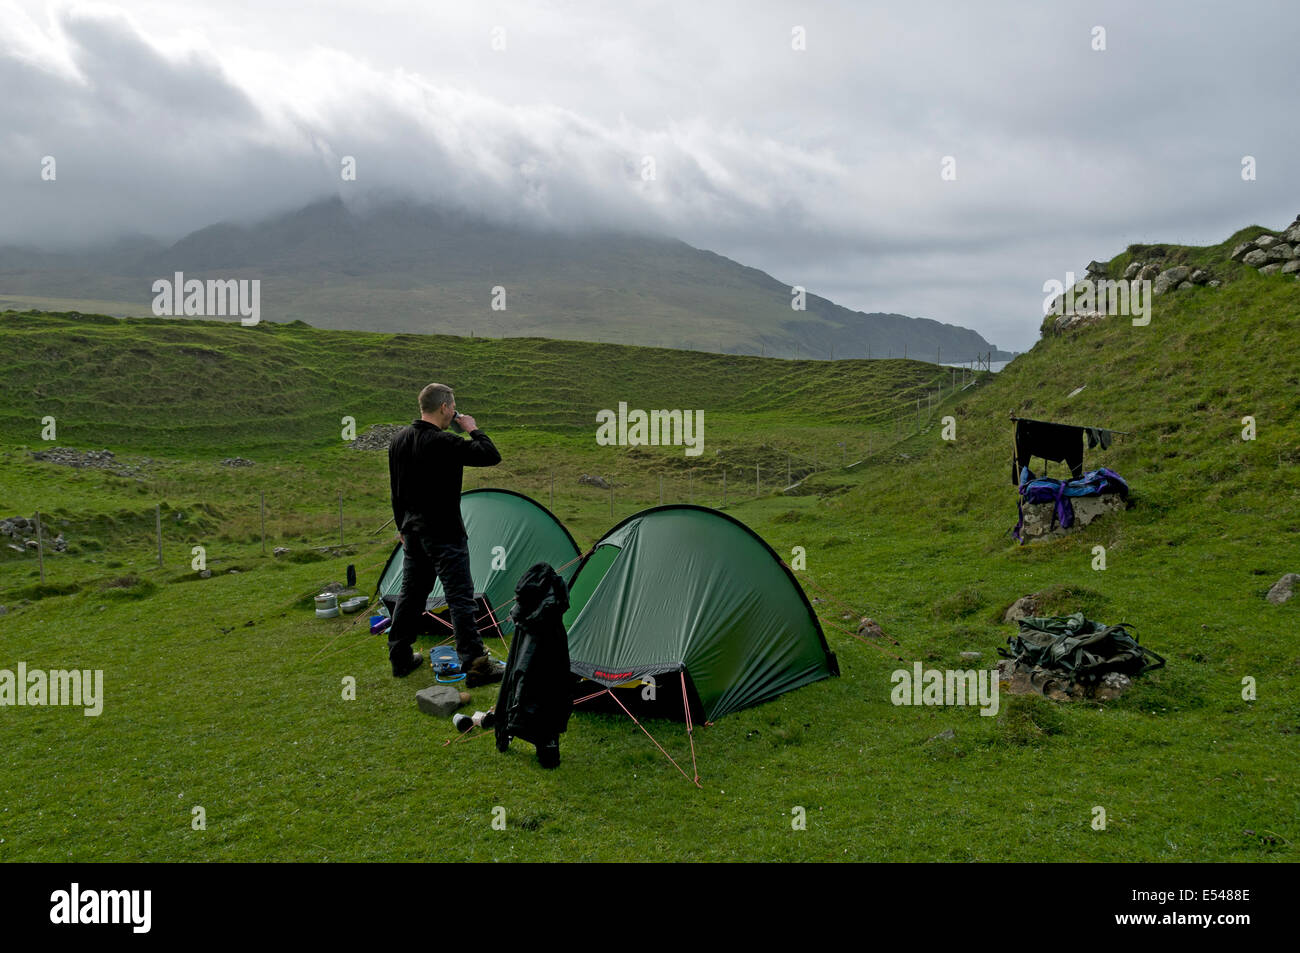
[1014,419,1084,482]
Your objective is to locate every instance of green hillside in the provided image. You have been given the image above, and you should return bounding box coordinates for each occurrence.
[0,235,1296,861]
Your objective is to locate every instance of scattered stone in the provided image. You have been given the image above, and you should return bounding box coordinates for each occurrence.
[1122,262,1142,280]
[52,534,67,553]
[578,474,611,489]
[24,539,38,550]
[228,568,239,574]
[1259,264,1282,276]
[1137,263,1161,281]
[1208,279,1222,287]
[926,728,956,742]
[6,544,22,553]
[1230,241,1255,261]
[857,617,886,640]
[273,547,290,557]
[416,684,467,717]
[349,423,405,451]
[1254,235,1279,249]
[199,569,212,579]
[1189,268,1209,285]
[1281,260,1300,275]
[1242,249,1269,267]
[1095,672,1132,701]
[960,651,982,662]
[1266,243,1294,261]
[29,447,144,477]
[219,457,255,468]
[1266,573,1300,606]
[1177,280,1194,290]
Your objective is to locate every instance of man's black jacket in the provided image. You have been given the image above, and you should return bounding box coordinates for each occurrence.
[388,419,501,542]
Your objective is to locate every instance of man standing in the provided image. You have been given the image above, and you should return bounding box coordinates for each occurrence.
[386,383,502,681]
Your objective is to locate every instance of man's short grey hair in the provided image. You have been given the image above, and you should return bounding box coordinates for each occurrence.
[419,383,454,414]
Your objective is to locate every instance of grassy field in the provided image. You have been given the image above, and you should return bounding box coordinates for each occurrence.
[1,241,1297,861]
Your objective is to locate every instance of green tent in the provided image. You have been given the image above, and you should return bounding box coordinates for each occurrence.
[376,488,581,636]
[564,505,838,721]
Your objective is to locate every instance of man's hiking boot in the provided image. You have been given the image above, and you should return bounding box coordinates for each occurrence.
[391,652,424,678]
[465,655,506,687]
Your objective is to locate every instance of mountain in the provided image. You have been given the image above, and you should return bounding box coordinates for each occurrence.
[0,196,1011,361]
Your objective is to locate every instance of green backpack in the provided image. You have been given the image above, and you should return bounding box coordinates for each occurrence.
[1001,612,1165,682]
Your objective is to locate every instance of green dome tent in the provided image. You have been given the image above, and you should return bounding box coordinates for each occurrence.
[376,488,581,636]
[564,505,838,722]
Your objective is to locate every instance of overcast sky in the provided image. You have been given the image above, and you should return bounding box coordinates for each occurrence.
[2,0,1296,351]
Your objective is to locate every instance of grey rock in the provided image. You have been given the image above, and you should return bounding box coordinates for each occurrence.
[199,569,212,578]
[578,473,611,489]
[219,457,255,468]
[927,728,957,742]
[1230,241,1255,261]
[1161,265,1191,285]
[1266,573,1300,606]
[1242,249,1269,267]
[273,547,290,557]
[1254,234,1279,249]
[1189,269,1209,285]
[1004,594,1040,623]
[1208,279,1222,287]
[1287,225,1300,244]
[1085,260,1109,277]
[1281,260,1300,275]
[348,423,406,452]
[1177,281,1194,290]
[1019,493,1125,542]
[959,651,983,661]
[1138,263,1161,281]
[1123,262,1142,280]
[52,533,67,553]
[1266,243,1294,261]
[0,605,7,615]
[416,684,467,717]
[857,617,886,640]
[1152,274,1174,295]
[24,539,38,550]
[1095,672,1132,700]
[6,544,23,553]
[1259,264,1282,276]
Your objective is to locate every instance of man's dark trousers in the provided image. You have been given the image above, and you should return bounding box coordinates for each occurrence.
[387,533,486,670]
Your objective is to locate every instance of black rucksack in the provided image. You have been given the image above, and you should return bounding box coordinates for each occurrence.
[495,563,574,753]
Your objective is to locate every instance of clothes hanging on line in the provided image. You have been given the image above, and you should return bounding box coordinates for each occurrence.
[1014,419,1084,483]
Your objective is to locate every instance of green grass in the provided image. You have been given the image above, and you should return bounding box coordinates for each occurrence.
[1,239,1297,862]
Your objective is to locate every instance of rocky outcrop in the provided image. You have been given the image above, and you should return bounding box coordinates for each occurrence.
[1228,214,1300,279]
[1018,494,1126,541]
[348,423,405,451]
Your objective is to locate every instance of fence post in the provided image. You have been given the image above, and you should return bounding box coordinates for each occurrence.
[338,490,344,545]
[786,453,791,485]
[609,485,614,518]
[155,503,163,567]
[550,471,555,510]
[260,490,266,555]
[755,464,759,495]
[34,510,45,583]
[722,469,727,506]
[659,475,663,505]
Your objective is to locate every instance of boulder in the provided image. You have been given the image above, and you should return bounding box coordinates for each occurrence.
[1208,279,1222,287]
[1230,241,1255,261]
[1254,235,1279,249]
[1085,260,1109,278]
[1260,264,1282,276]
[959,651,982,662]
[1177,281,1194,290]
[578,474,611,489]
[1162,265,1191,285]
[199,569,212,578]
[1287,225,1300,244]
[1138,263,1161,281]
[1266,573,1300,606]
[1189,269,1209,285]
[1242,249,1269,267]
[1266,243,1294,261]
[52,533,67,553]
[273,547,290,557]
[416,684,468,717]
[1281,260,1300,275]
[1019,493,1126,541]
[1004,594,1040,623]
[1152,273,1174,295]
[1123,262,1142,280]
